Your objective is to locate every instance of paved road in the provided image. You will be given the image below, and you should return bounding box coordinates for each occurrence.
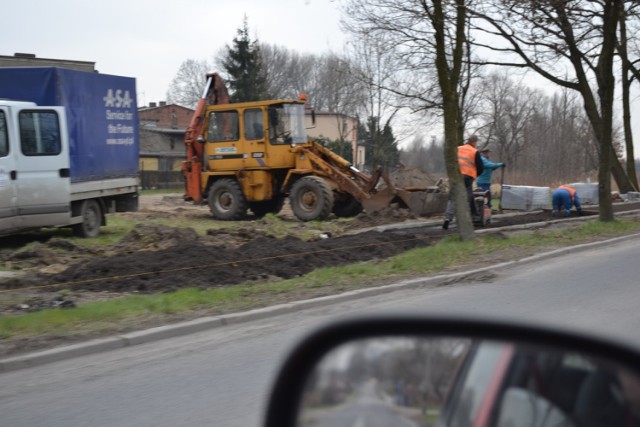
[2,235,640,427]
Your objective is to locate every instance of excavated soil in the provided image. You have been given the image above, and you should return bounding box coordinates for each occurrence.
[1,193,639,356]
[0,194,608,301]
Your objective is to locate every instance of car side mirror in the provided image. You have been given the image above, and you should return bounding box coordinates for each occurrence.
[263,315,640,427]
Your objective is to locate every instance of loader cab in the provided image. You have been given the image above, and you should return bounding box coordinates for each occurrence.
[268,102,308,145]
[202,100,308,172]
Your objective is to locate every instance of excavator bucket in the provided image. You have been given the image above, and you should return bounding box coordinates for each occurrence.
[361,188,398,213]
[395,187,448,216]
[361,182,448,216]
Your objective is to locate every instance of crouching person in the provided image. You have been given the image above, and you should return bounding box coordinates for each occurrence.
[552,185,584,217]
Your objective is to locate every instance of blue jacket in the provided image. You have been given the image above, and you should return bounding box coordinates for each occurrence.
[476,156,504,185]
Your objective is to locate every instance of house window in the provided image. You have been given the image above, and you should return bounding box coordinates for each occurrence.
[159,157,173,171]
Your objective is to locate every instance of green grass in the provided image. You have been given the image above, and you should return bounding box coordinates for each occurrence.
[2,218,638,341]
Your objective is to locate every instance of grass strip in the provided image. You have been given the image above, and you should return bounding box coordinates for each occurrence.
[1,218,639,341]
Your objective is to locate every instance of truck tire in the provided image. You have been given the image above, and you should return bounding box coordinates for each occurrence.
[72,199,102,238]
[208,178,248,220]
[249,197,285,218]
[289,176,334,221]
[332,194,363,218]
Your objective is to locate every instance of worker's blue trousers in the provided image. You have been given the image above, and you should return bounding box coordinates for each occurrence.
[552,189,572,217]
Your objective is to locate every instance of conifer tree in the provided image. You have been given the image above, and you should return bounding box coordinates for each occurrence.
[222,17,269,102]
[359,116,399,170]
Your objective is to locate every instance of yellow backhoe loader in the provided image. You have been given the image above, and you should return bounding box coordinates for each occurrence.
[182,73,446,221]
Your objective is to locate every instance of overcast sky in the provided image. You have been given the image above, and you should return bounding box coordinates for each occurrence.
[2,0,344,107]
[4,1,640,155]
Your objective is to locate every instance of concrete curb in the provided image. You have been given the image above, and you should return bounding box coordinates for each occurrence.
[2,222,640,373]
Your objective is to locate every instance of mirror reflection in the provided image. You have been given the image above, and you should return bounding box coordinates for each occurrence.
[299,337,640,427]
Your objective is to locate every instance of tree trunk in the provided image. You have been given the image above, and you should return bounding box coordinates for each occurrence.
[594,1,619,222]
[610,147,637,194]
[434,0,475,241]
[598,139,614,222]
[618,5,639,192]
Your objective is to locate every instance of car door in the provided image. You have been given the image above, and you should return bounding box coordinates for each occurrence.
[0,107,17,231]
[14,106,71,228]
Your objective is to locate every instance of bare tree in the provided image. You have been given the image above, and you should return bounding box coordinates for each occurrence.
[343,34,403,171]
[259,44,317,100]
[166,59,211,108]
[480,72,540,168]
[526,88,599,184]
[342,0,478,240]
[401,134,445,175]
[618,3,640,190]
[469,1,629,221]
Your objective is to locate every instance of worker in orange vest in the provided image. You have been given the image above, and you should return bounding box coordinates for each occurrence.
[443,134,485,230]
[552,185,584,217]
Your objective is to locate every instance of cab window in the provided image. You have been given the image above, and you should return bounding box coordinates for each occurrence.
[268,104,307,145]
[0,111,7,157]
[207,111,238,142]
[19,110,61,156]
[244,109,264,140]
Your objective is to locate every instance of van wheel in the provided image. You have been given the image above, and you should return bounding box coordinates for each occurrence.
[289,176,334,221]
[208,179,248,220]
[73,199,102,238]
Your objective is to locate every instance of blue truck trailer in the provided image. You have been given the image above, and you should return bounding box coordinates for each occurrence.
[0,67,139,237]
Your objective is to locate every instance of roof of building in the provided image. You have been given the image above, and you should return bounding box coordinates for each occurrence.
[138,103,194,112]
[0,53,96,72]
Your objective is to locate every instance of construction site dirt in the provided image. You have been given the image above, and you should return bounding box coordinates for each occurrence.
[2,196,639,296]
[2,196,639,293]
[0,200,564,288]
[1,194,639,356]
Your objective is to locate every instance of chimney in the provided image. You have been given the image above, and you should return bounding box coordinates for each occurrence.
[159,101,167,107]
[14,53,36,58]
[149,102,157,108]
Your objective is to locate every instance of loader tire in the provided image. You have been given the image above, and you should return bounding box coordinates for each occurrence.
[290,176,334,221]
[249,197,285,218]
[332,194,363,218]
[208,178,248,220]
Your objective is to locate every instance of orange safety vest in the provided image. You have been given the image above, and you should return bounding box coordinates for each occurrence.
[558,185,576,201]
[458,144,479,179]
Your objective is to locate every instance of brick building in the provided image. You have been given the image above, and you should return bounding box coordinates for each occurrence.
[138,102,194,129]
[138,103,195,189]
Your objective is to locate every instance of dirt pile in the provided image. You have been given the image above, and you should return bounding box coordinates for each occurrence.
[390,166,442,188]
[12,226,436,294]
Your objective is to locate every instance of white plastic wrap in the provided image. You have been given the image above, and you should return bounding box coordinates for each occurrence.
[501,185,551,211]
[568,183,599,205]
